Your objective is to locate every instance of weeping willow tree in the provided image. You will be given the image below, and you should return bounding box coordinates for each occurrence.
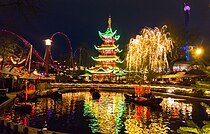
[126,25,173,82]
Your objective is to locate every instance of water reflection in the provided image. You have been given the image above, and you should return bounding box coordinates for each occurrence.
[83,92,125,134]
[1,91,210,134]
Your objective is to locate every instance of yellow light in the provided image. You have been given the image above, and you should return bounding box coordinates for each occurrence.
[195,48,203,56]
[10,57,26,64]
[45,39,52,46]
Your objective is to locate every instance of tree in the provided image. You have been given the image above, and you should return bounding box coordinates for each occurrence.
[126,25,173,81]
[163,22,200,72]
[0,36,18,69]
[177,120,210,134]
[177,103,210,134]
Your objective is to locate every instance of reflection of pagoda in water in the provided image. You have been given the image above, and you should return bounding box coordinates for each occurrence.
[86,16,126,82]
[83,92,125,134]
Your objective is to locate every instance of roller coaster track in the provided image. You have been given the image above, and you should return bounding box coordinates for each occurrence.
[49,32,74,67]
[0,30,63,71]
[1,29,45,63]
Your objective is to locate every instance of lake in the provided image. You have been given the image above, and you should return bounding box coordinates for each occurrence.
[1,90,210,134]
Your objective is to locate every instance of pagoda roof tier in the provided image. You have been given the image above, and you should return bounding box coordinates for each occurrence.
[91,56,118,61]
[113,68,127,76]
[116,47,123,53]
[94,44,123,53]
[94,45,118,50]
[101,44,118,47]
[98,28,120,41]
[91,56,124,63]
[86,67,114,74]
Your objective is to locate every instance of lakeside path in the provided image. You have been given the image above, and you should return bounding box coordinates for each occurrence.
[50,83,194,92]
[153,92,210,104]
[50,83,194,90]
[50,83,210,103]
[2,83,210,108]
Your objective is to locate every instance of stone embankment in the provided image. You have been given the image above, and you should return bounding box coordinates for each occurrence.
[0,118,67,134]
[50,83,193,92]
[50,83,139,89]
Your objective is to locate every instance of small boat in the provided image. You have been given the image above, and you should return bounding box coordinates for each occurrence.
[14,102,32,110]
[92,91,101,100]
[124,93,135,100]
[50,91,62,100]
[89,87,96,94]
[38,90,62,98]
[124,93,163,107]
[89,88,101,100]
[26,89,62,101]
[14,98,32,113]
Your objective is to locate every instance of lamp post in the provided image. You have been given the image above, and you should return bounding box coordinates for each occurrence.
[45,39,52,77]
[194,47,204,69]
[195,48,203,57]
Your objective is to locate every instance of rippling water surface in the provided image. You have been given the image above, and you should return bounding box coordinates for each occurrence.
[1,91,210,134]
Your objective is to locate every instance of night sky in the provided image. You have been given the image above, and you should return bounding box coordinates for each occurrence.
[0,0,210,59]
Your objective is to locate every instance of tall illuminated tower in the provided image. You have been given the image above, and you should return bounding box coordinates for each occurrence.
[86,16,126,82]
[184,3,190,28]
[182,3,193,61]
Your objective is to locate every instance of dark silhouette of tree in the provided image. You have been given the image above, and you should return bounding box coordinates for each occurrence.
[163,22,200,72]
[177,103,210,134]
[0,36,18,69]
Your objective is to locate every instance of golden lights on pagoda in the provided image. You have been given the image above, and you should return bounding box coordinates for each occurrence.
[126,25,173,73]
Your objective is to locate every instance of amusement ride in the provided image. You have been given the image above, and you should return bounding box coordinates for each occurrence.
[0,29,75,79]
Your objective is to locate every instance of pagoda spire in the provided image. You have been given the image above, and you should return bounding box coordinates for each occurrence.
[108,16,111,28]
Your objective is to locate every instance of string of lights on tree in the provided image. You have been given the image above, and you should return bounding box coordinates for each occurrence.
[126,25,173,74]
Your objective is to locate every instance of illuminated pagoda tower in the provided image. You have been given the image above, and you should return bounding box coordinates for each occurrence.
[86,16,125,82]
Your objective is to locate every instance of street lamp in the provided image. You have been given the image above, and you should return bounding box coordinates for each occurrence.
[195,48,203,57]
[193,47,205,69]
[44,39,52,77]
[45,39,52,46]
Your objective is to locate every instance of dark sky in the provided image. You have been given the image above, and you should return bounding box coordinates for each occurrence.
[0,0,210,59]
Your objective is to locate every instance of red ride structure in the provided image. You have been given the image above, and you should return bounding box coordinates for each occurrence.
[0,30,73,75]
[49,32,74,68]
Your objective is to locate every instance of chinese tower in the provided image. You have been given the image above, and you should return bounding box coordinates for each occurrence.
[86,16,126,82]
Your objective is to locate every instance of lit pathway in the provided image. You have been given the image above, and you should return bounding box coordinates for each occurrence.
[51,83,210,103]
